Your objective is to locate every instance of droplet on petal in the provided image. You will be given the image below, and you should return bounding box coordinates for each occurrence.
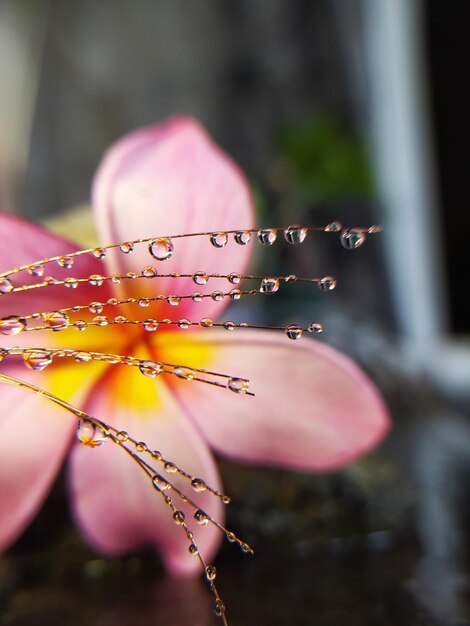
[0,278,14,294]
[93,315,108,326]
[23,350,53,371]
[229,289,241,300]
[257,228,277,245]
[318,276,336,292]
[210,232,228,248]
[178,319,191,329]
[285,324,303,340]
[234,230,251,245]
[260,277,279,293]
[192,292,203,302]
[228,273,241,284]
[120,242,134,253]
[113,315,128,324]
[92,248,107,259]
[164,462,177,473]
[149,238,174,261]
[224,321,236,331]
[77,419,108,447]
[200,318,213,327]
[138,298,150,308]
[173,510,186,525]
[173,367,195,380]
[139,360,162,378]
[88,302,104,314]
[211,291,224,301]
[340,228,366,250]
[64,278,79,289]
[188,543,199,556]
[0,316,26,335]
[284,225,307,244]
[152,474,170,491]
[228,378,249,393]
[193,272,209,285]
[167,296,181,307]
[44,311,69,331]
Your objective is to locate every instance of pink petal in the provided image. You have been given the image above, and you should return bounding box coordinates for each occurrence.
[0,212,112,318]
[92,117,255,320]
[69,361,224,575]
[0,365,75,550]
[158,331,391,471]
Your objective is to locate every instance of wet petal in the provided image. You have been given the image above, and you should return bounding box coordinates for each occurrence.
[0,212,112,318]
[0,365,75,550]
[156,331,391,471]
[92,117,255,320]
[69,355,223,575]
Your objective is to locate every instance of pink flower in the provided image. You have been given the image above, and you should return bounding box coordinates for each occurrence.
[0,117,390,576]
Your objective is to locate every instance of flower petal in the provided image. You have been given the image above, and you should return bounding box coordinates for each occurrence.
[68,357,224,575]
[155,331,391,471]
[0,212,112,318]
[92,117,255,320]
[0,365,75,550]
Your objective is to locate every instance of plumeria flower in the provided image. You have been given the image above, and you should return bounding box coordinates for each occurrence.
[0,117,390,590]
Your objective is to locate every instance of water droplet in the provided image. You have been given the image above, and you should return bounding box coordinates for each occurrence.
[188,543,199,556]
[214,599,225,616]
[205,565,217,580]
[318,276,336,291]
[74,351,92,362]
[307,322,323,334]
[143,319,158,332]
[226,532,236,543]
[193,272,209,285]
[64,277,79,289]
[229,289,241,300]
[368,224,383,234]
[138,298,150,308]
[142,266,157,277]
[200,318,213,327]
[44,311,69,331]
[113,315,128,324]
[325,221,342,232]
[284,225,307,244]
[210,232,228,248]
[192,292,203,302]
[149,238,174,261]
[224,321,236,331]
[0,278,14,294]
[257,228,277,245]
[120,242,133,253]
[164,462,177,473]
[260,277,279,294]
[221,495,231,504]
[117,431,129,442]
[74,320,87,331]
[111,274,121,284]
[234,230,251,245]
[57,256,74,269]
[92,248,107,258]
[125,272,137,279]
[173,367,195,380]
[340,228,366,249]
[211,291,224,301]
[93,315,108,326]
[228,378,249,393]
[23,350,53,371]
[28,264,44,277]
[167,296,181,306]
[240,542,253,554]
[173,510,185,525]
[286,324,303,340]
[0,316,26,335]
[88,302,104,314]
[191,478,207,492]
[152,474,170,491]
[151,450,162,461]
[88,274,104,287]
[228,273,241,284]
[194,510,209,525]
[139,360,162,378]
[178,319,191,329]
[77,419,108,447]
[44,275,58,285]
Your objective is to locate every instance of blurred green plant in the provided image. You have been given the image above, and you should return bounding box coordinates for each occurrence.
[277,115,375,206]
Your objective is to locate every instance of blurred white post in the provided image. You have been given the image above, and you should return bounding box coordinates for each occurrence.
[362,0,447,352]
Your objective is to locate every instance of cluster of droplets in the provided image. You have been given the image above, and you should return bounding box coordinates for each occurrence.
[0,222,381,624]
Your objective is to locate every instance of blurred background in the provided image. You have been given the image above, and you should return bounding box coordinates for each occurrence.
[1,1,470,624]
